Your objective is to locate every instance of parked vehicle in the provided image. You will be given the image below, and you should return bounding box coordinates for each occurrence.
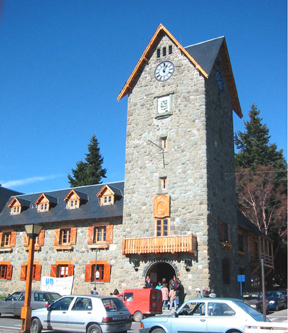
[279,290,287,303]
[265,291,287,311]
[118,288,162,322]
[31,295,132,333]
[242,292,269,313]
[0,291,61,317]
[140,298,269,333]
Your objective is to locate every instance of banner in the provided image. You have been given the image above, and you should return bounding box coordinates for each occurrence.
[40,276,74,296]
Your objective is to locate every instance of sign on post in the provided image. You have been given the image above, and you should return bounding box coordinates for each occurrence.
[237,274,245,297]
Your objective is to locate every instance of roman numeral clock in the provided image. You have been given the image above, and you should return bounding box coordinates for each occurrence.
[154,61,174,81]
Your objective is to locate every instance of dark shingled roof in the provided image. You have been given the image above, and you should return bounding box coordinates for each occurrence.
[237,210,266,237]
[0,182,124,228]
[0,187,23,213]
[185,36,224,76]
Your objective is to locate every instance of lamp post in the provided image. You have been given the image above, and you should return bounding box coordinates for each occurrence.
[20,224,42,333]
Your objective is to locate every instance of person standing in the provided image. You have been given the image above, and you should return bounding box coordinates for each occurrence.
[209,289,216,298]
[161,283,169,310]
[145,276,154,288]
[195,288,202,298]
[92,287,98,295]
[169,287,177,311]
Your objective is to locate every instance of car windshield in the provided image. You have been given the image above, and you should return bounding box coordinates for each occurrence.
[6,292,22,301]
[243,294,262,301]
[235,300,264,321]
[102,298,128,312]
[266,292,276,298]
[49,293,61,301]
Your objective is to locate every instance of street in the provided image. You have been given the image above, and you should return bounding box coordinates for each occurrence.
[0,309,287,333]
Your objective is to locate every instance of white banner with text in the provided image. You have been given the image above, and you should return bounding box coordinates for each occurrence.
[40,276,74,295]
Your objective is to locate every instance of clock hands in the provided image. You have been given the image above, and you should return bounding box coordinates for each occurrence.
[148,140,167,168]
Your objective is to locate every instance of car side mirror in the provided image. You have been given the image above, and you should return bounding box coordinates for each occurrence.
[47,306,52,312]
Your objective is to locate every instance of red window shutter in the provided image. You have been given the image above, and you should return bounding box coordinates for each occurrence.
[103,264,111,283]
[68,264,74,277]
[106,225,113,243]
[10,232,16,247]
[34,265,41,281]
[54,229,60,245]
[20,265,26,281]
[24,233,29,247]
[38,230,45,246]
[50,265,57,277]
[85,264,92,282]
[87,226,94,244]
[0,232,2,246]
[6,265,12,280]
[70,228,77,245]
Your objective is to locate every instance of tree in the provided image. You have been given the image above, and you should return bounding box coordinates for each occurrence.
[68,135,107,187]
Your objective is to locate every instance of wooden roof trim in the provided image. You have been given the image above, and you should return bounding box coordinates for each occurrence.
[97,185,115,198]
[117,24,208,101]
[63,190,80,202]
[8,198,19,208]
[220,39,242,118]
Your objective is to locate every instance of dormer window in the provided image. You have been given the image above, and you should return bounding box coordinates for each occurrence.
[64,189,87,209]
[97,185,122,206]
[35,193,57,213]
[8,197,30,215]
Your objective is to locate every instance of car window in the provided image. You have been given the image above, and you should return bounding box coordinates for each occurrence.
[49,293,61,301]
[102,298,128,311]
[18,293,25,301]
[235,300,264,319]
[72,297,92,311]
[178,302,205,316]
[50,297,74,311]
[34,293,46,302]
[6,292,22,301]
[208,302,235,316]
[124,293,133,302]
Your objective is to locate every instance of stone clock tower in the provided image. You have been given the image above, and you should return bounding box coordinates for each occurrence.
[118,24,242,297]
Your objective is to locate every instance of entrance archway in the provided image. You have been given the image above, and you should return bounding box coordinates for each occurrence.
[146,262,175,286]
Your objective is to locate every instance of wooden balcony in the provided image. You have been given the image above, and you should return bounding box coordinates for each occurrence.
[250,252,274,268]
[122,234,197,256]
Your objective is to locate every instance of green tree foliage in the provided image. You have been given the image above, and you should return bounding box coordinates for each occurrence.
[68,135,107,187]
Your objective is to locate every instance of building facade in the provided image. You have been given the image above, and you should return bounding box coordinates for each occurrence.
[0,25,273,298]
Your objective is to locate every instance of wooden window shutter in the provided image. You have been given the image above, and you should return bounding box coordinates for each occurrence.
[103,264,111,283]
[106,225,113,243]
[50,265,57,277]
[54,229,60,245]
[6,265,12,280]
[20,265,27,281]
[85,264,92,282]
[70,228,77,245]
[24,233,29,247]
[38,230,45,246]
[10,232,16,247]
[68,264,74,276]
[34,265,42,281]
[0,232,2,246]
[87,226,94,244]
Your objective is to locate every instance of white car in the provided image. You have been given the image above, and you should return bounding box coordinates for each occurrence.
[140,298,268,333]
[31,295,132,333]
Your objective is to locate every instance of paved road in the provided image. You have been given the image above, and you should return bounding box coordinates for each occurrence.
[0,309,286,333]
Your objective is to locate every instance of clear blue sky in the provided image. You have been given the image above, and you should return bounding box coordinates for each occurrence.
[0,0,286,194]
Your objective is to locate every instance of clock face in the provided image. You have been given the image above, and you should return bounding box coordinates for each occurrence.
[216,71,224,91]
[155,61,174,82]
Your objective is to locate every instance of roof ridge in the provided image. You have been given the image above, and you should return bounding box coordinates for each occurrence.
[185,36,225,49]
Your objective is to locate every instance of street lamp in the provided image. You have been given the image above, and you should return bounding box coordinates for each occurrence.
[20,224,42,333]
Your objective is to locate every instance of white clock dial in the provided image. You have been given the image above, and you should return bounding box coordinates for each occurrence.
[155,61,174,82]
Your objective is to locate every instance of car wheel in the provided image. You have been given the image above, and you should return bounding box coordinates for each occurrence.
[133,311,143,322]
[151,328,165,333]
[87,324,102,333]
[30,318,42,333]
[275,303,279,311]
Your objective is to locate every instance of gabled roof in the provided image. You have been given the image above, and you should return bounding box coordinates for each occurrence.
[97,184,123,198]
[35,193,58,205]
[8,197,30,208]
[117,24,242,118]
[63,189,88,202]
[237,210,270,239]
[0,186,22,213]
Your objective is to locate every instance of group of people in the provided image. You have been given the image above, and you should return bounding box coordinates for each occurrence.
[144,275,182,311]
[195,287,216,298]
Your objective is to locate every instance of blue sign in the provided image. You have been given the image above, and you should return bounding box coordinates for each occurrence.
[237,275,245,282]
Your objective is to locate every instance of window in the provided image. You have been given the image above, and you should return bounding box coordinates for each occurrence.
[85,260,111,283]
[161,137,167,151]
[178,301,206,316]
[162,47,166,57]
[156,218,169,236]
[0,263,12,280]
[157,48,161,58]
[68,199,79,209]
[169,45,172,55]
[11,206,21,215]
[54,228,77,247]
[24,230,45,249]
[0,231,16,248]
[72,297,92,311]
[50,263,74,278]
[50,297,74,311]
[219,220,230,243]
[208,302,235,316]
[39,203,48,212]
[20,263,41,281]
[160,177,167,191]
[88,225,113,244]
[238,232,244,253]
[222,258,230,284]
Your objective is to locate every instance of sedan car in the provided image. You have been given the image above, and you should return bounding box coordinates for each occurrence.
[0,291,61,317]
[265,291,287,311]
[242,292,269,313]
[140,298,268,333]
[31,295,132,333]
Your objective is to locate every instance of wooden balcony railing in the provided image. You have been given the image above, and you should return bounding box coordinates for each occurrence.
[122,234,197,256]
[250,252,274,267]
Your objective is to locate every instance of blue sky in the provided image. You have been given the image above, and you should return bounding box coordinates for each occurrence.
[0,0,286,194]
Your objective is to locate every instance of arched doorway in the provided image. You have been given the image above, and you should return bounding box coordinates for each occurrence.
[146,262,176,286]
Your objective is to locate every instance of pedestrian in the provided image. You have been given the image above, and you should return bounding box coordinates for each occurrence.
[169,287,177,311]
[92,287,98,295]
[209,289,216,298]
[202,287,210,298]
[175,277,181,307]
[155,281,162,290]
[195,288,202,298]
[161,283,169,310]
[144,275,154,288]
